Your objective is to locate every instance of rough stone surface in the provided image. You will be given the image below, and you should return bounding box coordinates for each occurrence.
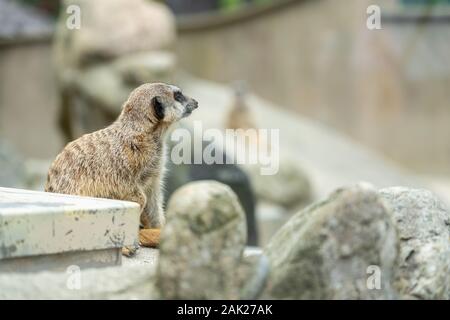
[156,180,247,299]
[188,162,258,246]
[380,187,450,299]
[0,264,157,299]
[122,247,159,268]
[262,183,398,299]
[241,155,312,209]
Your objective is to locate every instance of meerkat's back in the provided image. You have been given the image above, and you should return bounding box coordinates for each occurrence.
[45,126,126,198]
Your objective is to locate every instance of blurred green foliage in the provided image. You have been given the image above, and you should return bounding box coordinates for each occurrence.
[220,0,242,11]
[220,0,273,12]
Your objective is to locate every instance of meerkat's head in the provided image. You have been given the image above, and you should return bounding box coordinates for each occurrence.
[123,83,198,125]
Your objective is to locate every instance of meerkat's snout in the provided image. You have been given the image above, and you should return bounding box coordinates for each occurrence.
[183,97,198,117]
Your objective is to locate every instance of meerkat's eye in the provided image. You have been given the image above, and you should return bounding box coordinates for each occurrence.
[174,91,185,103]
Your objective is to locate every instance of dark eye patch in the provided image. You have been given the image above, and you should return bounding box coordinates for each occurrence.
[174,91,185,103]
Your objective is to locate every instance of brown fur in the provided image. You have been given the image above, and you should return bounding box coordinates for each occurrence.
[46,83,198,251]
[226,83,256,131]
[139,229,161,248]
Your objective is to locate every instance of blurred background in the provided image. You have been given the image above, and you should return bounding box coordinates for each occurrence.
[1,0,449,246]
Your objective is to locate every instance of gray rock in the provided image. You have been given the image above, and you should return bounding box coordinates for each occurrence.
[241,155,312,209]
[188,162,258,246]
[122,247,159,268]
[156,180,247,299]
[54,0,176,70]
[262,183,398,299]
[380,187,450,299]
[73,64,131,115]
[113,51,177,86]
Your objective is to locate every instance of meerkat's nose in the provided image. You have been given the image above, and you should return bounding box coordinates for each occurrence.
[190,98,199,109]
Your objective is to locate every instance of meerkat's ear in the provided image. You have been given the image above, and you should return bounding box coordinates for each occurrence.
[152,96,165,120]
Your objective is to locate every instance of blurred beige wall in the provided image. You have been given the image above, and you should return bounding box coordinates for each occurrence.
[0,41,63,159]
[176,0,450,175]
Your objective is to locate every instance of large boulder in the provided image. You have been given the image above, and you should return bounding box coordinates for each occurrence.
[241,155,312,210]
[54,0,176,70]
[187,163,258,245]
[262,183,398,299]
[380,187,450,299]
[156,181,247,299]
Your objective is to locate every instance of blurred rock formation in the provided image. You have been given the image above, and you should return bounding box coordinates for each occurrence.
[53,0,177,140]
[262,183,399,299]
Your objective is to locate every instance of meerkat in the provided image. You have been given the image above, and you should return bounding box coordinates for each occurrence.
[225,81,256,131]
[45,83,198,255]
[225,81,268,150]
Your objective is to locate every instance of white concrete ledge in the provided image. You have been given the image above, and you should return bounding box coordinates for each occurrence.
[0,264,157,300]
[0,187,140,263]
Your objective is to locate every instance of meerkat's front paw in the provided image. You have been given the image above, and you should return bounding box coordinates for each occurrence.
[139,229,161,248]
[122,244,140,257]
